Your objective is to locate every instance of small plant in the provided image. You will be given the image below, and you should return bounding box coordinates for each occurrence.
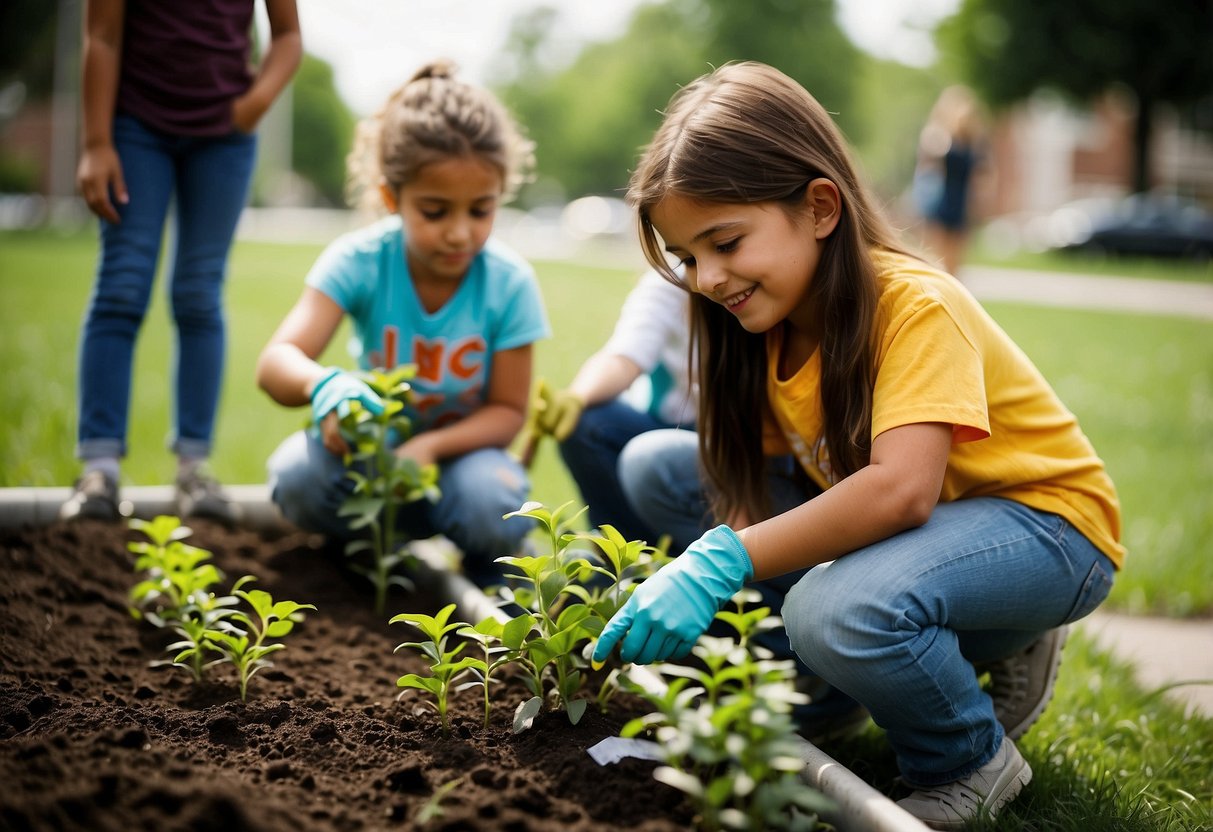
[127,515,238,681]
[385,500,667,734]
[331,366,441,614]
[391,603,479,735]
[415,776,464,825]
[494,501,667,731]
[209,576,316,702]
[620,590,831,832]
[455,617,519,731]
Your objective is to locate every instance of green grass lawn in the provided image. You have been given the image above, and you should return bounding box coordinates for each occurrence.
[3,227,1208,615]
[829,630,1212,832]
[1,226,1210,830]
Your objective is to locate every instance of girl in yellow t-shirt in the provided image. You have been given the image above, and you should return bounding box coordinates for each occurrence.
[592,62,1121,829]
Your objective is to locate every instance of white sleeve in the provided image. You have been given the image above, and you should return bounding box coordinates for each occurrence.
[602,270,689,374]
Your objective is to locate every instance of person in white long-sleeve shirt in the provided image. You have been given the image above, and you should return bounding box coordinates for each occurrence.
[531,269,696,541]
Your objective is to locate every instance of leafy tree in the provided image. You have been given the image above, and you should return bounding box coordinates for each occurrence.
[291,53,355,206]
[0,0,57,96]
[697,0,862,141]
[496,0,861,203]
[499,0,707,201]
[938,0,1213,193]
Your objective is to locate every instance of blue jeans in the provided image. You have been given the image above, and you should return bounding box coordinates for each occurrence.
[267,429,535,586]
[618,428,821,664]
[559,399,687,542]
[783,497,1115,785]
[76,114,257,461]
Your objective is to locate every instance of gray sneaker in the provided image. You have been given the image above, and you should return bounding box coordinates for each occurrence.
[176,466,240,525]
[984,626,1069,740]
[59,470,120,521]
[897,736,1032,829]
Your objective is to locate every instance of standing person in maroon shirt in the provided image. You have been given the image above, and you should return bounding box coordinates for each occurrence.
[62,0,301,524]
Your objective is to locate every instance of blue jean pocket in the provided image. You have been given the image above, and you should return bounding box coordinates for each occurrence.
[1062,555,1115,623]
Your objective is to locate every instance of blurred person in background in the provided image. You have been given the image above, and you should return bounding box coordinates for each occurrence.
[912,85,991,276]
[524,268,695,543]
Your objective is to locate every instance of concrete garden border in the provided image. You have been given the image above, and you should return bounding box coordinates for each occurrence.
[0,484,929,832]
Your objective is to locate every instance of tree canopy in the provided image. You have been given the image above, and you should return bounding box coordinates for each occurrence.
[938,0,1213,193]
[495,0,863,203]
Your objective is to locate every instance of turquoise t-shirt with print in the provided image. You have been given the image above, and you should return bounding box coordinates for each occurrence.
[306,215,551,432]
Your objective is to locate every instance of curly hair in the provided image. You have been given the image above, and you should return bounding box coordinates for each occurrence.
[346,59,535,213]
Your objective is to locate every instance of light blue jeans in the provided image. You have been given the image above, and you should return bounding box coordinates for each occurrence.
[267,429,534,586]
[784,497,1114,785]
[76,114,257,460]
[620,429,1116,785]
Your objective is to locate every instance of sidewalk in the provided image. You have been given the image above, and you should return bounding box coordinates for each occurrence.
[959,264,1213,320]
[1077,611,1213,718]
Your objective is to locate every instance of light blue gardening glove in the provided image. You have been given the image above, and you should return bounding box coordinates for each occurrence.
[592,525,753,666]
[309,367,385,424]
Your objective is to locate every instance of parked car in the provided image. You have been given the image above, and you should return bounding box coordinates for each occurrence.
[1050,194,1213,259]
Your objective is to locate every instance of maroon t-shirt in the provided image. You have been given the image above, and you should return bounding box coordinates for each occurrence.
[115,0,255,136]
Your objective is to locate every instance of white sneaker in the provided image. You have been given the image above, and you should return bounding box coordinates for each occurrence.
[897,736,1032,829]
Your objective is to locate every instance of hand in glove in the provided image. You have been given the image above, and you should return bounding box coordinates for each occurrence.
[310,367,385,424]
[534,381,584,442]
[592,525,752,666]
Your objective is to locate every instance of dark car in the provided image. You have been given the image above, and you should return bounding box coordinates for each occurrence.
[1052,194,1213,259]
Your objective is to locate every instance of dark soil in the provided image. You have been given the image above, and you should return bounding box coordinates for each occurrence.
[0,519,694,832]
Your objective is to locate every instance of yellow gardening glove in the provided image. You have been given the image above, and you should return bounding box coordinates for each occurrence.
[535,382,584,442]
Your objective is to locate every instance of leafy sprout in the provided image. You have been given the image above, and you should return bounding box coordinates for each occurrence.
[210,576,316,702]
[330,366,441,615]
[391,603,478,735]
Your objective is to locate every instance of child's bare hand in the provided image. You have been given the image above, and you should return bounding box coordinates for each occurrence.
[394,434,438,468]
[320,411,351,457]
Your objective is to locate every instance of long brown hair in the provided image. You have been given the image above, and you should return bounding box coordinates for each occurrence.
[628,61,908,523]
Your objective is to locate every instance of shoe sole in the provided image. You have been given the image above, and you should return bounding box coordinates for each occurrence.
[1005,625,1069,741]
[984,741,1033,817]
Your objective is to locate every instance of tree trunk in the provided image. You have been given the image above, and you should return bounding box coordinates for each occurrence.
[1131,91,1153,194]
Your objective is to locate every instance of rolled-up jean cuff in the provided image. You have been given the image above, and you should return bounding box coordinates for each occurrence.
[77,438,126,461]
[171,437,212,459]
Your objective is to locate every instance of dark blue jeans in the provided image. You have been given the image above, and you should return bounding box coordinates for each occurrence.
[558,398,688,543]
[76,114,257,461]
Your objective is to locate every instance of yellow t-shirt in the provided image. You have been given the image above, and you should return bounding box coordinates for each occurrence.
[766,250,1124,568]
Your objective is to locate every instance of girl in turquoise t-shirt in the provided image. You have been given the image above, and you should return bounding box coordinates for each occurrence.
[256,60,550,586]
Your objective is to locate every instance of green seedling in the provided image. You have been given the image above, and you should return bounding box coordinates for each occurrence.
[210,576,316,701]
[416,776,464,825]
[127,515,239,681]
[392,603,478,735]
[387,501,669,733]
[496,501,603,730]
[329,366,440,614]
[493,501,668,731]
[621,592,831,831]
[128,515,224,625]
[454,618,517,730]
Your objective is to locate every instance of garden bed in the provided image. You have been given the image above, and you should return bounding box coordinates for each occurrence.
[0,519,695,831]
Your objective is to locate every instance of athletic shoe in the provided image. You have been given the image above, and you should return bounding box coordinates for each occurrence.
[897,735,1032,829]
[59,470,120,522]
[176,466,240,525]
[983,626,1069,740]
